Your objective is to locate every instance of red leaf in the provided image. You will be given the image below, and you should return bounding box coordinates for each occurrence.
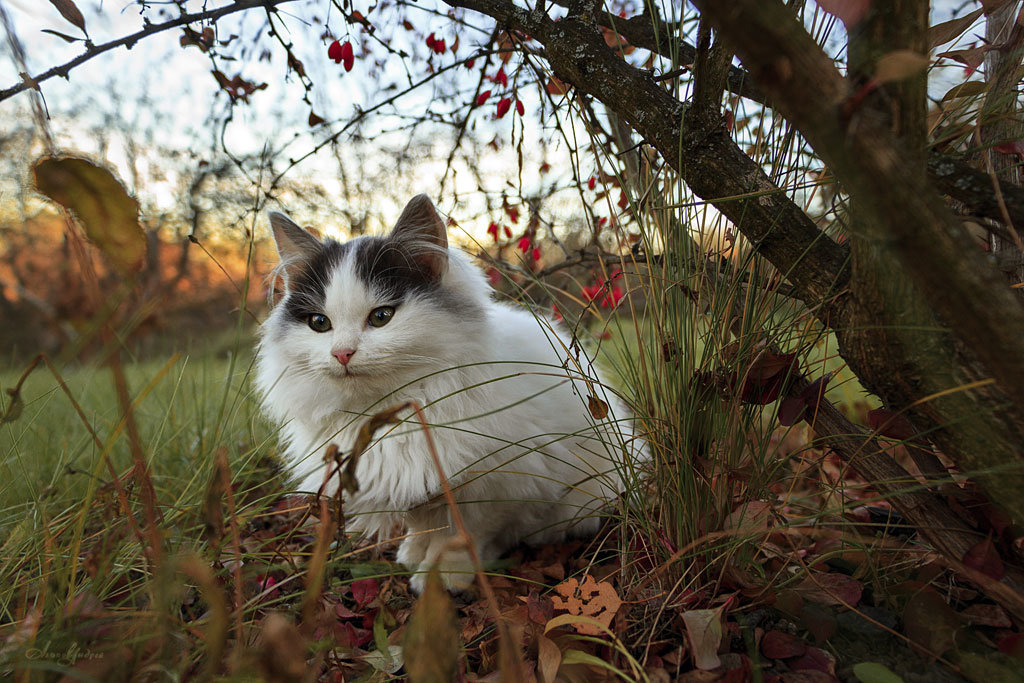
[487,222,499,240]
[777,396,807,426]
[340,41,354,71]
[994,140,1024,161]
[532,247,541,261]
[515,99,525,116]
[476,90,492,106]
[351,578,380,609]
[962,536,1005,580]
[788,647,835,675]
[797,573,862,607]
[494,67,508,87]
[761,630,808,659]
[327,40,344,64]
[496,97,512,118]
[867,408,916,441]
[425,32,436,49]
[816,0,871,27]
[465,58,476,69]
[402,20,414,30]
[434,38,446,54]
[503,226,512,238]
[546,76,569,95]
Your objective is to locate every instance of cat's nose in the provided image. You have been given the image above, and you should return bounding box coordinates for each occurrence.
[332,348,356,365]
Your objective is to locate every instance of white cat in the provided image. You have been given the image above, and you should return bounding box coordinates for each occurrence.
[255,194,643,593]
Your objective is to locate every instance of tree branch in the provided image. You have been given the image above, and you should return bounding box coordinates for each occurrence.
[0,0,297,104]
[443,0,850,312]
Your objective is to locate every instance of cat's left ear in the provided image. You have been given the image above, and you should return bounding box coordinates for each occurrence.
[390,194,448,280]
[269,212,321,287]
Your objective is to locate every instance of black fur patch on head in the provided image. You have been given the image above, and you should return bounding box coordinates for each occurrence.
[354,236,440,301]
[282,239,351,323]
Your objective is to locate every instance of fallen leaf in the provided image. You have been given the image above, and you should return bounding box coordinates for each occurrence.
[404,569,459,683]
[851,661,903,683]
[960,603,1011,628]
[33,156,146,276]
[761,630,807,659]
[537,634,562,683]
[680,607,723,670]
[903,589,959,656]
[962,536,1005,580]
[797,573,862,607]
[789,646,835,674]
[549,575,621,636]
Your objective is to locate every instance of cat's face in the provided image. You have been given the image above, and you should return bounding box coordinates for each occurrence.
[261,195,484,399]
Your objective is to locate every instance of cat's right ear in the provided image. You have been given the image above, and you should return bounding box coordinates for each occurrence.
[269,212,320,286]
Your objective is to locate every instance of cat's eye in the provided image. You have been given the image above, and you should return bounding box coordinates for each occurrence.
[307,313,332,332]
[367,306,395,328]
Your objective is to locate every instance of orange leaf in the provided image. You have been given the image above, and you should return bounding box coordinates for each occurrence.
[549,575,621,636]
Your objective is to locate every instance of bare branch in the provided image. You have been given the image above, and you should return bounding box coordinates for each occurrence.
[0,0,297,104]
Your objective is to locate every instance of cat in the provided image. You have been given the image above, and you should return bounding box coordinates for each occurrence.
[255,194,643,593]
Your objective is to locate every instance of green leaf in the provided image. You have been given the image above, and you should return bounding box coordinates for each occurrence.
[32,156,145,276]
[853,662,905,683]
[404,569,459,683]
[560,649,628,677]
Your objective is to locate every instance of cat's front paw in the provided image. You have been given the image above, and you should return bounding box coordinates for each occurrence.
[408,548,477,595]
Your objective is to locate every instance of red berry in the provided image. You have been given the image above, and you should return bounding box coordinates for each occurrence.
[328,40,344,64]
[426,33,436,49]
[515,99,524,116]
[494,67,508,87]
[532,247,541,261]
[466,58,475,68]
[476,90,492,106]
[503,226,512,238]
[340,41,354,71]
[434,38,446,53]
[487,222,499,240]
[517,236,531,253]
[496,97,512,118]
[588,176,596,190]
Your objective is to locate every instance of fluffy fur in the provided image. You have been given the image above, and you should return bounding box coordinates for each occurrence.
[256,194,642,592]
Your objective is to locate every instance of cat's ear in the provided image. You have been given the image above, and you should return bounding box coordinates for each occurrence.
[390,194,448,280]
[269,212,320,286]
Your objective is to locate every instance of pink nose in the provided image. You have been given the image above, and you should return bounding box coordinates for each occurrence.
[332,348,356,365]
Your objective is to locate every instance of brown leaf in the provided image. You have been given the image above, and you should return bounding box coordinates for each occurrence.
[32,156,146,276]
[761,630,807,659]
[928,8,984,48]
[340,402,410,493]
[404,569,459,683]
[308,111,325,127]
[680,607,723,670]
[874,50,930,84]
[1,387,24,425]
[962,535,1005,580]
[549,575,621,636]
[903,589,960,656]
[796,573,862,607]
[937,46,989,70]
[867,409,916,442]
[587,394,609,420]
[257,613,308,682]
[48,0,86,35]
[537,634,562,683]
[546,76,569,95]
[961,603,1012,628]
[41,28,82,42]
[982,0,1015,15]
